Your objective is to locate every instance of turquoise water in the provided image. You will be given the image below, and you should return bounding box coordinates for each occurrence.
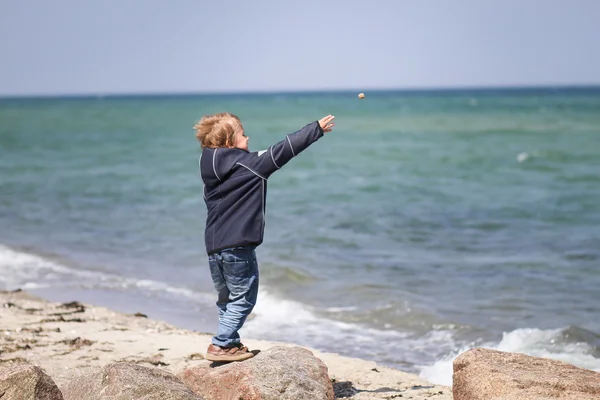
[1,88,599,384]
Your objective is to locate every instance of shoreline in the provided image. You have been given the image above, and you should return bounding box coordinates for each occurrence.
[0,289,453,399]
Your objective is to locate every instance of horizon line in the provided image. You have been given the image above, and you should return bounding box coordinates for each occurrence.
[1,83,600,100]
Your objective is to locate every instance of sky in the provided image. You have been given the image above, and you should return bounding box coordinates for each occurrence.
[1,0,599,96]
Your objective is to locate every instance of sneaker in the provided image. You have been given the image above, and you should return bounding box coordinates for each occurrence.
[206,343,254,362]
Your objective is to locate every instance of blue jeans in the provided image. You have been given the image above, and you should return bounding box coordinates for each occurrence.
[208,246,259,348]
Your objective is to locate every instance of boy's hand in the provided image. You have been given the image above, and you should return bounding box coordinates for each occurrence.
[319,115,335,132]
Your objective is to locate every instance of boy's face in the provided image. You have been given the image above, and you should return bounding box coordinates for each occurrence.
[229,121,249,151]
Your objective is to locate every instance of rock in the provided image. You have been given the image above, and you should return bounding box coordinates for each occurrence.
[61,362,204,400]
[453,348,600,400]
[0,362,64,400]
[179,346,334,400]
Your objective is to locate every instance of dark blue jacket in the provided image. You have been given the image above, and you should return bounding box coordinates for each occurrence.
[200,121,324,254]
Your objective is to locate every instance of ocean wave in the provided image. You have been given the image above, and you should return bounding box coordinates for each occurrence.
[0,244,213,304]
[419,326,600,387]
[240,289,458,370]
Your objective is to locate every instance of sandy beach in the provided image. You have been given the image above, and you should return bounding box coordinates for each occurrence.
[0,289,452,399]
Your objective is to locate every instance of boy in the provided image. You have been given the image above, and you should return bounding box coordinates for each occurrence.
[195,112,335,362]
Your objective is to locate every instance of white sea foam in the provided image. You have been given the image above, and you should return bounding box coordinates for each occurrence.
[517,152,529,162]
[323,306,358,312]
[419,327,600,387]
[0,244,213,304]
[242,289,407,350]
[0,245,91,288]
[241,289,458,365]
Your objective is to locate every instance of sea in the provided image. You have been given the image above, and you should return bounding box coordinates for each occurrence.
[1,87,599,385]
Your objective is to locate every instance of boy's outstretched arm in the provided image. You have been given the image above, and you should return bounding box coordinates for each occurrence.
[239,115,335,179]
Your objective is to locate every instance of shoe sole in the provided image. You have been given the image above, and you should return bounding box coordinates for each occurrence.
[205,352,255,362]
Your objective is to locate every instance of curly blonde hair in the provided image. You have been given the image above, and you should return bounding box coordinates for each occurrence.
[193,112,241,148]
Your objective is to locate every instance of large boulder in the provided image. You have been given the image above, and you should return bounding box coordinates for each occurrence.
[0,362,63,400]
[453,347,600,400]
[178,346,334,400]
[61,362,204,400]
